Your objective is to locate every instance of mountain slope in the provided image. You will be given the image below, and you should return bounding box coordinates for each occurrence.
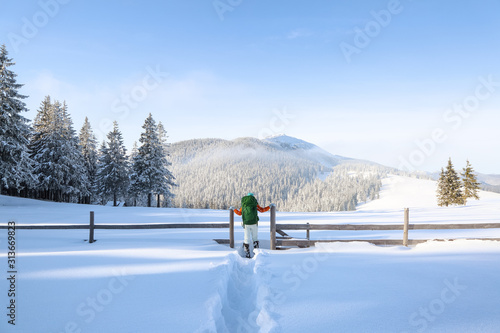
[476,173,500,193]
[263,135,348,168]
[168,135,392,211]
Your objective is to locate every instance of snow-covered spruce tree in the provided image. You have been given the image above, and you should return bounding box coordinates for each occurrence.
[461,160,480,205]
[158,121,170,152]
[59,101,90,202]
[78,117,99,204]
[436,168,448,207]
[29,97,89,202]
[436,158,463,207]
[128,141,139,206]
[0,44,36,196]
[157,120,176,207]
[96,121,129,206]
[130,141,139,161]
[130,114,176,207]
[29,96,53,200]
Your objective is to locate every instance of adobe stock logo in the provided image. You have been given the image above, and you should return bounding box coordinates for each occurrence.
[212,0,244,21]
[7,0,72,53]
[402,278,467,333]
[339,0,403,63]
[257,107,296,140]
[57,269,135,333]
[398,75,499,172]
[98,65,169,137]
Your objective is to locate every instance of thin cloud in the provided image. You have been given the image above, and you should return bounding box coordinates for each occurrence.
[287,29,313,40]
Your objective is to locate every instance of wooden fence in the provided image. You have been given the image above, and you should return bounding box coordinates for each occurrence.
[1,211,236,247]
[2,206,499,249]
[270,208,500,249]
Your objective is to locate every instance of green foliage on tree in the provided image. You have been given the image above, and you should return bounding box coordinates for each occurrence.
[0,44,36,194]
[29,96,89,202]
[461,160,480,205]
[130,114,176,207]
[436,158,463,207]
[96,121,129,206]
[437,158,481,207]
[78,117,99,204]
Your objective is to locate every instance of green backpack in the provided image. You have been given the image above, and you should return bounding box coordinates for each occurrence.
[241,195,259,225]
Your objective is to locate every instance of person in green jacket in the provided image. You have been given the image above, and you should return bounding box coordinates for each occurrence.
[234,193,270,258]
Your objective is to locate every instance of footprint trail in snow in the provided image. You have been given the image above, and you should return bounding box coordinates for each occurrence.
[201,250,279,333]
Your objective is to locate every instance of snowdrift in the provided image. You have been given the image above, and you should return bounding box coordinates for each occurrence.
[1,175,500,332]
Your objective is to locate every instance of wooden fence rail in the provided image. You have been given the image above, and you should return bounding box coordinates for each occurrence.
[3,207,499,250]
[0,223,230,229]
[1,211,235,248]
[274,223,500,231]
[270,208,500,249]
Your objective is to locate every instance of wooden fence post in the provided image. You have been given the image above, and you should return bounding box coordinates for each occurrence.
[229,207,234,249]
[403,208,409,247]
[270,204,276,250]
[306,222,310,241]
[89,211,95,243]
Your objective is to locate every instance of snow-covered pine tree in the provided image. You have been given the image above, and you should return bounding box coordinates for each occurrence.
[130,141,139,161]
[29,97,89,202]
[29,96,53,199]
[96,121,129,206]
[158,121,169,152]
[30,97,69,201]
[79,117,99,204]
[436,158,463,206]
[59,101,90,202]
[461,160,480,205]
[157,120,175,207]
[436,168,448,207]
[128,141,139,206]
[130,114,175,207]
[447,159,464,205]
[0,44,36,196]
[96,140,106,201]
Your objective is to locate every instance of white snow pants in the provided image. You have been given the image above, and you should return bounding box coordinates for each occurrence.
[244,224,258,244]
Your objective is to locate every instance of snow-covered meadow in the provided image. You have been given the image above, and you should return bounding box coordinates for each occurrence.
[1,175,500,332]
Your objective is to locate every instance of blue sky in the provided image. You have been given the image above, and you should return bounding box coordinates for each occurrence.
[1,0,499,173]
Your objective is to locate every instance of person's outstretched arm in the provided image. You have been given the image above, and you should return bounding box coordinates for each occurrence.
[234,207,242,216]
[257,205,270,213]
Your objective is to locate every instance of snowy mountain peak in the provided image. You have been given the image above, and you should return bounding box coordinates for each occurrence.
[264,133,286,139]
[263,134,316,150]
[262,134,351,168]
